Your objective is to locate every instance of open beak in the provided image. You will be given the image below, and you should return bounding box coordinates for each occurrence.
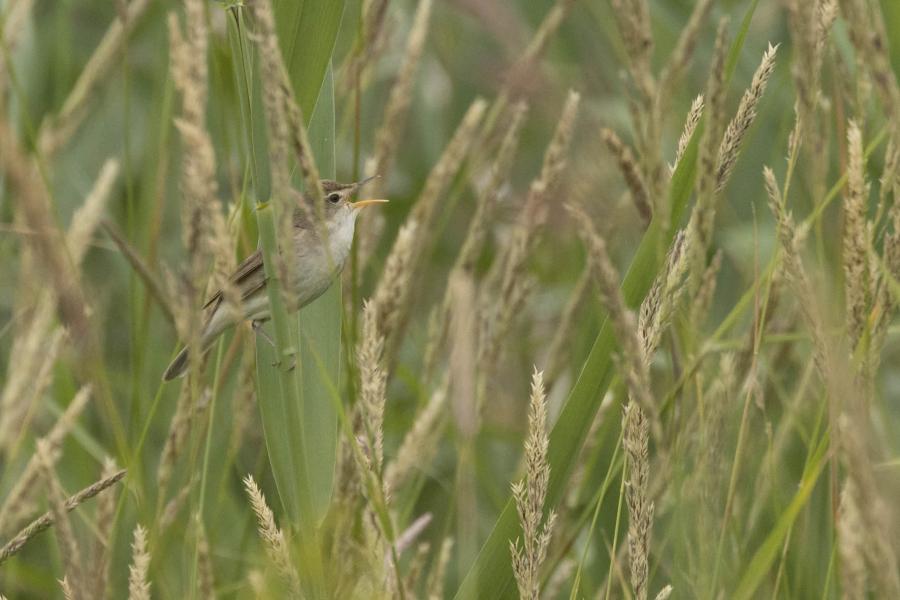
[352,198,389,209]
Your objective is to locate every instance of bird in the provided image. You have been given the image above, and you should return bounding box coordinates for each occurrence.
[162,176,387,381]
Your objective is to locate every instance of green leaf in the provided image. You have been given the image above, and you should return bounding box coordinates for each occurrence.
[454,3,761,596]
[260,0,345,530]
[274,0,346,117]
[227,7,270,199]
[228,0,345,533]
[254,204,309,523]
[297,64,339,518]
[274,0,346,523]
[724,0,760,83]
[881,0,900,75]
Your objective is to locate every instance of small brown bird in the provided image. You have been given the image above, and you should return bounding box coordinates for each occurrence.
[163,177,386,381]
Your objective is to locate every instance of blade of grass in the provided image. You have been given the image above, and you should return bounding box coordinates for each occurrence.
[569,432,623,600]
[724,0,760,82]
[227,7,270,199]
[732,432,829,600]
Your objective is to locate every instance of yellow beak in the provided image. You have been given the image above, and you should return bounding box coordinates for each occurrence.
[352,198,389,209]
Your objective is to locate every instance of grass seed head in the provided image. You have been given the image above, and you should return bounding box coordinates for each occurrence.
[843,120,872,347]
[715,43,779,192]
[510,368,556,600]
[128,525,151,600]
[242,475,302,597]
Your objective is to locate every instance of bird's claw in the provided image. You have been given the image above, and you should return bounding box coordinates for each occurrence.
[252,320,276,349]
[270,355,296,371]
[252,320,296,371]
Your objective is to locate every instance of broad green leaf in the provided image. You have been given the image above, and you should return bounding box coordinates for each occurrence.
[255,204,327,597]
[274,0,346,117]
[297,64,339,518]
[228,0,345,534]
[227,5,309,528]
[274,0,346,522]
[254,205,308,523]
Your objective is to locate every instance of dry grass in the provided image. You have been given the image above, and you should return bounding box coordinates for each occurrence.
[0,468,126,566]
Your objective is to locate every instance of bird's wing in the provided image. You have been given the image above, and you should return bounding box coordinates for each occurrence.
[202,249,268,311]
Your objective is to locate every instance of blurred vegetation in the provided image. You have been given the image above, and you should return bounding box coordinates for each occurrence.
[2,0,900,598]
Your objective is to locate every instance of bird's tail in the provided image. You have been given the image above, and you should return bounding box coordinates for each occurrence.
[162,304,236,381]
[162,346,191,381]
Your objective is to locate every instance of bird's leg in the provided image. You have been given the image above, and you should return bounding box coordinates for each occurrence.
[251,320,279,367]
[251,319,276,348]
[251,320,296,371]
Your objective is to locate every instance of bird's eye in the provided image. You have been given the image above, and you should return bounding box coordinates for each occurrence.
[327,193,341,204]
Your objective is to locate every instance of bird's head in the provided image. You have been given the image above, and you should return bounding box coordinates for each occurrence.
[319,175,388,229]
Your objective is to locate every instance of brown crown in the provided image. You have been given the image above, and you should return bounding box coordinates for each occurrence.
[321,180,354,193]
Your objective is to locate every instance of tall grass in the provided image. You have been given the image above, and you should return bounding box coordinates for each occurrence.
[2,0,900,598]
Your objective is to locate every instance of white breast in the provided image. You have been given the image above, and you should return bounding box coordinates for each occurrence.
[293,214,356,307]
